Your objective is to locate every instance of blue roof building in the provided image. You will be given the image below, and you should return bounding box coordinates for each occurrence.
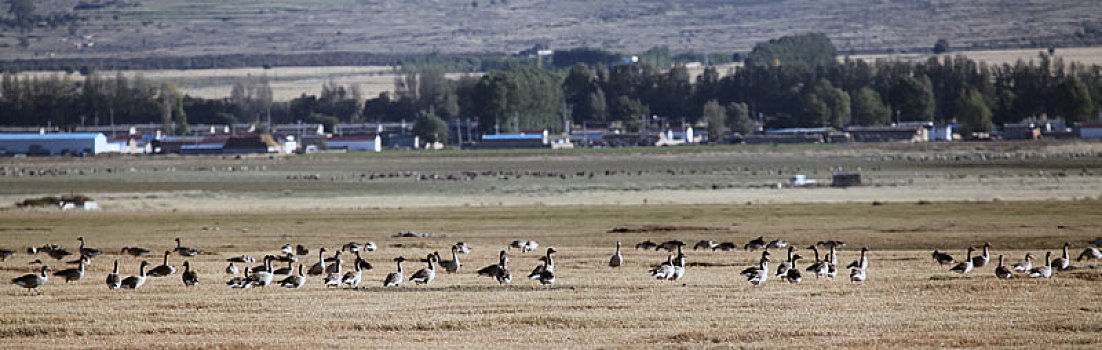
[0,133,110,155]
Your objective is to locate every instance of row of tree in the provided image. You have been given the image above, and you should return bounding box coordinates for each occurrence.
[2,34,1101,143]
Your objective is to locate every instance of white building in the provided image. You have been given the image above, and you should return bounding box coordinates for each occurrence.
[0,133,111,155]
[326,135,382,152]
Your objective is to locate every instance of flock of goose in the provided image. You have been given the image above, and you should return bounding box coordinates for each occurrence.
[7,235,1101,293]
[933,241,1102,279]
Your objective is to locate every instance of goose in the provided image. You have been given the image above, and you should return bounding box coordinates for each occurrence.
[931,250,955,265]
[635,240,658,250]
[1028,252,1053,278]
[46,247,73,260]
[106,259,121,289]
[1051,242,1071,271]
[295,244,309,256]
[120,261,149,290]
[767,239,789,249]
[273,254,297,263]
[1012,253,1034,272]
[826,245,840,279]
[249,256,274,287]
[785,255,803,283]
[817,240,846,249]
[712,242,737,251]
[651,255,675,279]
[121,246,151,257]
[227,268,251,288]
[537,249,558,286]
[363,242,377,252]
[274,260,294,275]
[950,247,975,274]
[227,255,256,263]
[281,244,294,255]
[342,241,364,253]
[436,246,460,273]
[0,248,13,261]
[478,250,508,279]
[12,266,51,291]
[693,240,717,251]
[353,251,373,272]
[226,262,240,275]
[409,254,437,285]
[508,240,539,253]
[383,256,407,287]
[308,248,328,276]
[454,242,472,254]
[182,261,199,286]
[740,251,771,277]
[28,259,44,265]
[495,256,512,284]
[747,256,770,285]
[147,251,176,277]
[971,243,991,268]
[849,248,869,282]
[341,257,364,288]
[656,240,685,252]
[1078,247,1102,262]
[609,241,623,268]
[776,246,797,277]
[279,264,306,289]
[65,254,91,266]
[326,251,343,274]
[529,247,558,280]
[250,257,275,273]
[805,246,830,279]
[744,236,766,251]
[668,251,685,282]
[174,238,202,257]
[77,237,103,258]
[994,255,1012,280]
[53,256,86,283]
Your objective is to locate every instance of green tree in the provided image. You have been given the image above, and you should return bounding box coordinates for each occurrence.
[888,76,935,122]
[702,100,726,142]
[726,102,755,135]
[745,33,837,67]
[610,95,649,125]
[6,0,35,24]
[851,87,890,125]
[173,96,189,135]
[1054,76,1095,124]
[800,79,850,127]
[953,87,992,135]
[307,113,339,133]
[933,39,950,54]
[413,110,449,144]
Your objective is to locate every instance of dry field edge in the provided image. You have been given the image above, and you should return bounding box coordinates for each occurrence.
[0,200,1100,349]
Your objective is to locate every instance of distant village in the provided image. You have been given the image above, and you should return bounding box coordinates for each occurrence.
[0,119,1100,156]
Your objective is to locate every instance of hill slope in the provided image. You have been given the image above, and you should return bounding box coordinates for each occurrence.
[4,0,1102,60]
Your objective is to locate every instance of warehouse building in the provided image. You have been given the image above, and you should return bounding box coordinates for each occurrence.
[0,133,112,156]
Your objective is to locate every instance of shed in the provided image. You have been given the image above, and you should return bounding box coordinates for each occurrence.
[1077,123,1102,139]
[832,172,862,187]
[0,133,110,155]
[327,135,382,152]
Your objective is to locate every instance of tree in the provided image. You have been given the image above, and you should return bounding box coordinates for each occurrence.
[307,113,339,134]
[745,33,837,67]
[6,0,34,25]
[888,76,935,122]
[173,96,189,135]
[726,102,755,135]
[851,87,891,125]
[933,39,950,54]
[1054,76,1095,124]
[413,110,449,145]
[702,100,726,142]
[953,87,992,135]
[800,79,850,128]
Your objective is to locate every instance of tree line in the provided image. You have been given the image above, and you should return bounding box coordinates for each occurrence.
[2,34,1100,143]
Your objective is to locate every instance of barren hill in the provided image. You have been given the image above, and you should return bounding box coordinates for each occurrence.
[4,0,1102,60]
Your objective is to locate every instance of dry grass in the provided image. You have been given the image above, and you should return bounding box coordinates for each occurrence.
[1,201,1100,348]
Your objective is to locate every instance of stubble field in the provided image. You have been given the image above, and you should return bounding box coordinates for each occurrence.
[1,141,1101,348]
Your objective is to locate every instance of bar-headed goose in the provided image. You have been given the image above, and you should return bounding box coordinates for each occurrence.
[1028,252,1053,278]
[693,240,717,250]
[454,242,472,254]
[54,256,87,283]
[147,251,176,277]
[182,261,199,286]
[741,251,771,277]
[308,248,328,276]
[994,255,1012,279]
[931,250,955,265]
[409,254,437,285]
[971,243,991,268]
[226,262,240,275]
[478,250,508,279]
[12,266,50,292]
[383,256,407,287]
[227,268,251,288]
[1078,246,1102,262]
[106,259,122,289]
[77,237,103,258]
[436,245,460,273]
[249,256,274,287]
[1012,253,1033,272]
[776,246,797,277]
[744,236,767,251]
[120,261,149,290]
[279,264,306,289]
[341,257,364,288]
[747,256,770,285]
[529,247,558,280]
[1051,242,1071,271]
[174,238,202,257]
[121,246,151,258]
[609,241,623,268]
[950,247,975,274]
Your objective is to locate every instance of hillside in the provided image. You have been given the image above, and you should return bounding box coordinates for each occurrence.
[3,0,1102,61]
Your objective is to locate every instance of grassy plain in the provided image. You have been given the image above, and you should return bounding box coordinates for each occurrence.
[0,141,1101,348]
[0,201,1100,349]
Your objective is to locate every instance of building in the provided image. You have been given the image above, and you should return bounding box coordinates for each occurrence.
[1077,123,1102,139]
[326,135,382,152]
[657,127,696,146]
[0,133,111,155]
[832,172,862,187]
[930,124,959,141]
[470,130,551,149]
[846,124,930,142]
[1002,122,1041,140]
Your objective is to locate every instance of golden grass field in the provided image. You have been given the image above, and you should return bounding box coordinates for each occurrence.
[1,200,1100,349]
